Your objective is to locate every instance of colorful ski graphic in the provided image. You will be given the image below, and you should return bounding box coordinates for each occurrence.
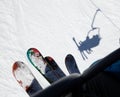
[45,56,66,78]
[27,48,62,83]
[12,61,42,96]
[65,54,80,74]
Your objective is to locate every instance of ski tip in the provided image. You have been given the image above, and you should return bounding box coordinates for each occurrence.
[65,54,74,61]
[45,56,53,62]
[12,61,22,73]
[12,61,23,80]
[65,54,76,66]
[45,56,58,69]
[12,61,27,75]
[13,62,18,70]
[27,48,42,57]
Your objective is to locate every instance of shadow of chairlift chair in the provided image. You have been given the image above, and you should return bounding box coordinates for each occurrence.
[31,48,120,97]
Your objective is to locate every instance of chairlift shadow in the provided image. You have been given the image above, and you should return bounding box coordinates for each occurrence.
[73,9,101,60]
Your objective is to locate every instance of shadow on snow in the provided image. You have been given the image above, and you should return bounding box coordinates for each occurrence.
[73,9,101,60]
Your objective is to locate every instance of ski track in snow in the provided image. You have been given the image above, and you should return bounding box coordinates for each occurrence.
[0,0,120,97]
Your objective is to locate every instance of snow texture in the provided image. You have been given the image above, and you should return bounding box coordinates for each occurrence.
[0,0,120,97]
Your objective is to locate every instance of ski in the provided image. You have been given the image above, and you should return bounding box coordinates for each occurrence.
[45,56,66,78]
[65,54,80,74]
[12,61,43,96]
[27,48,63,83]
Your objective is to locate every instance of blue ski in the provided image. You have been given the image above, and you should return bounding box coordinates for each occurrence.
[65,54,80,74]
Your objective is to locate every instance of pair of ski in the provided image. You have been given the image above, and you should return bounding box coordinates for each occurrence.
[12,48,80,96]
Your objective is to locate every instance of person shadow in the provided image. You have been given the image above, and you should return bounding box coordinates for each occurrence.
[73,34,101,60]
[73,9,101,60]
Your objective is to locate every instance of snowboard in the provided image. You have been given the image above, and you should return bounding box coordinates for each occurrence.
[45,56,66,78]
[27,48,63,83]
[12,61,42,96]
[65,54,80,74]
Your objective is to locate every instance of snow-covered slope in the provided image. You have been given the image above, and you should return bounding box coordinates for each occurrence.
[0,0,120,97]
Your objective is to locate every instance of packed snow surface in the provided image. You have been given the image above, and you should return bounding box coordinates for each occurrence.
[0,0,120,97]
